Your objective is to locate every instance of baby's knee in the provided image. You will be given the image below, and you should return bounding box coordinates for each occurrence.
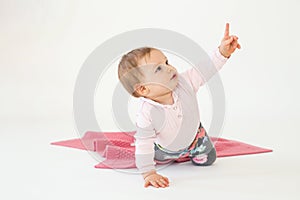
[206,148,217,165]
[191,148,217,166]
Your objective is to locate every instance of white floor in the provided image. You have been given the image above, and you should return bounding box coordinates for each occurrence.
[1,116,299,200]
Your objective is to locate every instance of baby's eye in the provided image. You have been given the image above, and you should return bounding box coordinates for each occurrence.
[155,66,162,73]
[165,60,169,65]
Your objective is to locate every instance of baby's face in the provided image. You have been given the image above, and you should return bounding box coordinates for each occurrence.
[137,49,178,98]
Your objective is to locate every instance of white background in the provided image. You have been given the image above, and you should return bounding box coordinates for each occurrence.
[1,0,299,199]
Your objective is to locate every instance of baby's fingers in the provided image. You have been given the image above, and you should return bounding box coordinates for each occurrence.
[163,176,169,184]
[150,180,160,188]
[161,177,169,185]
[223,36,234,46]
[144,180,151,188]
[232,40,238,49]
[157,178,168,188]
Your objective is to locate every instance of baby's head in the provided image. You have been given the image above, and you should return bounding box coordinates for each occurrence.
[118,47,178,99]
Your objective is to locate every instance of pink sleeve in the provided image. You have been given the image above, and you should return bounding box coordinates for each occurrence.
[134,102,157,173]
[181,48,228,92]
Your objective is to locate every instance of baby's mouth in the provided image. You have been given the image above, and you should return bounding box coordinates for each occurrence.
[170,73,177,80]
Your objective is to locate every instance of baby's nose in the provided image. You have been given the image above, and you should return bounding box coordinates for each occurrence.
[166,66,173,73]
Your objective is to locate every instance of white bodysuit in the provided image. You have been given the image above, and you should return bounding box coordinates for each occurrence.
[134,49,228,172]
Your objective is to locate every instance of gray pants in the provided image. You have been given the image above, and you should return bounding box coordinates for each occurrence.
[154,122,217,166]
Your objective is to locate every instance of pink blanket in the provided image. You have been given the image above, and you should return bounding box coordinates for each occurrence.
[51,131,272,169]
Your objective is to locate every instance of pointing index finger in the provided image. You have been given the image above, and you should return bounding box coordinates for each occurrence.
[224,23,230,37]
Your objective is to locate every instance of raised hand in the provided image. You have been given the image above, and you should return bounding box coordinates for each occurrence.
[219,23,241,58]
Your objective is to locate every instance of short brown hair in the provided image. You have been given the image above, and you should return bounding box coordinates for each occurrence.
[118,47,156,97]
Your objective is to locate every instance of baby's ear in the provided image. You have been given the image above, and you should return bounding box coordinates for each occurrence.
[134,83,149,96]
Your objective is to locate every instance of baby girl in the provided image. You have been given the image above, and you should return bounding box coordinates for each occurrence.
[118,23,240,188]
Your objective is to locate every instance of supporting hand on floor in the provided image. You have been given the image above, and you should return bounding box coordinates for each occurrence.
[143,170,169,188]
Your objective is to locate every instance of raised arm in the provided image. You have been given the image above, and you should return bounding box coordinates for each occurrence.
[181,23,241,92]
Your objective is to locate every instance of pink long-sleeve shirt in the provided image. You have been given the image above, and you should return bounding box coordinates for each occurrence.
[134,49,228,172]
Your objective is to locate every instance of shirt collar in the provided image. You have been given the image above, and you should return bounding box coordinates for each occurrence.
[139,90,179,108]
